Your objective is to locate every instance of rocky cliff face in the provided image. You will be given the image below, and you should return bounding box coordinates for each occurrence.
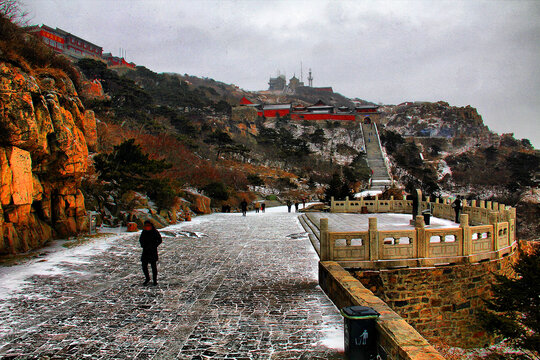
[382,101,490,141]
[0,62,96,254]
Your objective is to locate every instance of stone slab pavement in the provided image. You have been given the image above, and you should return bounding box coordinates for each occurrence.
[0,209,345,359]
[305,212,457,233]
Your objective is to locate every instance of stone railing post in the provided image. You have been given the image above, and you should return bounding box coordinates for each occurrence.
[330,196,335,212]
[416,215,427,260]
[320,218,330,261]
[345,196,350,212]
[489,211,500,256]
[460,214,471,258]
[368,217,379,261]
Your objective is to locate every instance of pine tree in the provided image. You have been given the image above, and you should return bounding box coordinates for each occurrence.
[480,246,540,355]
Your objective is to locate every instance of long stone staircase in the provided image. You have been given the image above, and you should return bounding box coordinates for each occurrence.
[362,122,392,190]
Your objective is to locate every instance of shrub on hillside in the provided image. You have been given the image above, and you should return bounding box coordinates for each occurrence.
[325,172,352,202]
[93,139,174,209]
[202,182,229,202]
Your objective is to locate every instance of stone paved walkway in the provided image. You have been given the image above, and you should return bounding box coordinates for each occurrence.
[0,210,344,359]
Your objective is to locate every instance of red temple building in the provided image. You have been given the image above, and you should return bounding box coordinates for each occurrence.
[240,96,254,105]
[257,104,292,118]
[28,25,103,60]
[102,53,136,68]
[28,24,135,68]
[239,97,379,123]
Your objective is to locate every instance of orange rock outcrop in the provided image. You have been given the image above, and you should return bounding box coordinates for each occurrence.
[0,62,97,254]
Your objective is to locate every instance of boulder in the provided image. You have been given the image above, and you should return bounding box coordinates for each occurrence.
[48,101,88,177]
[0,64,40,151]
[128,209,168,229]
[0,148,12,206]
[7,146,33,206]
[32,174,43,201]
[80,79,108,101]
[182,190,212,214]
[82,110,98,152]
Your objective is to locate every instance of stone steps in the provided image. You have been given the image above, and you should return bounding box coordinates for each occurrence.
[361,123,392,189]
[298,214,321,256]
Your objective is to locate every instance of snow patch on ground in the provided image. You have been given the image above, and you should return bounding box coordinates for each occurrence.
[0,233,130,304]
[437,159,452,180]
[317,324,344,350]
[354,189,383,198]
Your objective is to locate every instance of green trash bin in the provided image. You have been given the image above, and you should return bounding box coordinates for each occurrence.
[341,306,380,360]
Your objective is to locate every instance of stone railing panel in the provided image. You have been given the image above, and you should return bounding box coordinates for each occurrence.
[426,228,462,258]
[497,222,509,248]
[379,230,416,260]
[329,232,369,261]
[470,225,493,254]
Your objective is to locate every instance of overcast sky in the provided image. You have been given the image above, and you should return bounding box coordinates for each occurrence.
[26,0,540,147]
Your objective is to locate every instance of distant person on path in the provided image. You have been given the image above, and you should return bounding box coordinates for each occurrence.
[261,202,266,213]
[240,199,248,216]
[302,198,306,208]
[255,202,260,213]
[294,202,299,212]
[140,220,162,286]
[286,200,292,213]
[452,196,462,223]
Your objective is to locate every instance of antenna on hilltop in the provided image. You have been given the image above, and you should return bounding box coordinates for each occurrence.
[308,68,313,87]
[301,61,303,83]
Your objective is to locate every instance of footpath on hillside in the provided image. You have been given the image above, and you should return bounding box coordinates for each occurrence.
[362,123,392,190]
[0,208,344,359]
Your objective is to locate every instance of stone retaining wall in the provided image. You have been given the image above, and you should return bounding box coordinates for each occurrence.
[319,261,445,360]
[351,252,517,348]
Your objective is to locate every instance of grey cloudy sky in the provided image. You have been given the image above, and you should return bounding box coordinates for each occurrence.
[27,0,540,147]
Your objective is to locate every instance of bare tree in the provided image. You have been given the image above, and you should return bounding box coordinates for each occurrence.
[0,0,29,25]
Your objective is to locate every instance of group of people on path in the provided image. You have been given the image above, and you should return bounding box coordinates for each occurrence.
[239,199,266,216]
[239,198,307,216]
[285,199,305,213]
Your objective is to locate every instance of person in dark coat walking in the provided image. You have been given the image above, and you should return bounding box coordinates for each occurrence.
[294,202,299,212]
[140,220,162,286]
[261,202,266,213]
[452,196,462,223]
[286,200,292,213]
[240,199,248,216]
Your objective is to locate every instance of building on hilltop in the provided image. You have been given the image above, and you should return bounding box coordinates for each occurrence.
[268,75,286,91]
[239,96,254,105]
[288,75,304,91]
[235,97,379,122]
[267,68,333,94]
[28,25,103,60]
[102,53,136,68]
[258,104,292,118]
[355,105,381,123]
[28,24,135,68]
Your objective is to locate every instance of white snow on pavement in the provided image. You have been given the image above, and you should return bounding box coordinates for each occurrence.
[0,233,129,303]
